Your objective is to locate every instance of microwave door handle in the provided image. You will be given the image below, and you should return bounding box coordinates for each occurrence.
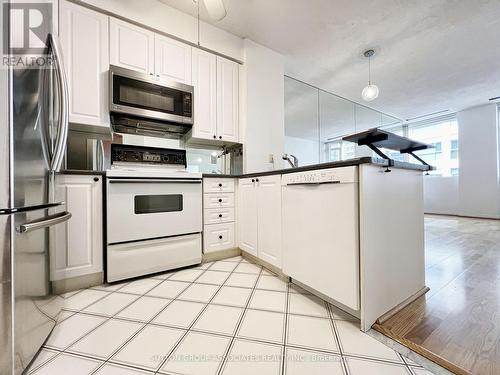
[48,33,69,172]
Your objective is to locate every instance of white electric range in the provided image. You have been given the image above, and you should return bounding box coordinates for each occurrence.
[106,144,202,282]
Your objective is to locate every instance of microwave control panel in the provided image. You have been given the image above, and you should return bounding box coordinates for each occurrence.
[111,144,186,167]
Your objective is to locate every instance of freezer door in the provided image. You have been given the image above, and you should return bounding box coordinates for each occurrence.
[13,209,71,375]
[0,215,13,375]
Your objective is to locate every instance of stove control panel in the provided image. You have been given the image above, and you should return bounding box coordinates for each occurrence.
[111,144,186,167]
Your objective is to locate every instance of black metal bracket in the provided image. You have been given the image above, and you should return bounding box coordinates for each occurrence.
[364,143,394,172]
[405,151,431,174]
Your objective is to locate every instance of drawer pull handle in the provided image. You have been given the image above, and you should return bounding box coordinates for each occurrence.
[251,179,255,183]
[218,198,222,203]
[218,183,223,187]
[218,214,223,218]
[219,235,223,239]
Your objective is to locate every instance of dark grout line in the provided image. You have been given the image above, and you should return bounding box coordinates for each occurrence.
[33,255,418,375]
[153,257,247,374]
[216,265,265,375]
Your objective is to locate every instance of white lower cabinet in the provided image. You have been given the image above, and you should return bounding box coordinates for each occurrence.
[204,207,235,225]
[203,178,236,253]
[204,222,235,253]
[50,174,103,281]
[237,175,282,268]
[237,178,258,256]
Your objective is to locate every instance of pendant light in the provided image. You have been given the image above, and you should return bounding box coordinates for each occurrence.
[193,0,227,46]
[204,0,227,21]
[361,49,379,102]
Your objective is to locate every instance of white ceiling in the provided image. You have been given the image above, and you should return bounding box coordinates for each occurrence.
[160,0,500,120]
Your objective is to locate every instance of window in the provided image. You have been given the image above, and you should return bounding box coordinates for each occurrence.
[450,139,458,159]
[324,140,355,162]
[407,117,458,176]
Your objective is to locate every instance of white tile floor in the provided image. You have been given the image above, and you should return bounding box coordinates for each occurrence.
[27,256,436,375]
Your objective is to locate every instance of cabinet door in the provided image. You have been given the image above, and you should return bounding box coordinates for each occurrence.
[109,18,154,74]
[154,34,192,83]
[59,0,109,127]
[257,175,282,268]
[216,56,239,142]
[51,175,103,280]
[237,178,258,256]
[192,48,217,140]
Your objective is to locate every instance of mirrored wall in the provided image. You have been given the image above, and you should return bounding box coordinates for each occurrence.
[284,76,402,167]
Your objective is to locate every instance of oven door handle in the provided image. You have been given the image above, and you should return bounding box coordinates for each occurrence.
[108,179,202,184]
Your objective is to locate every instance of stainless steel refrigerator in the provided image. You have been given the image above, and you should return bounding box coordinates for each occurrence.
[1,2,71,374]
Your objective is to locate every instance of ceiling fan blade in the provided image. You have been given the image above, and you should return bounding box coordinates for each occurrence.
[203,0,227,21]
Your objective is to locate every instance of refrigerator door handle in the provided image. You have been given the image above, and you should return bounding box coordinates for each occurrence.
[48,33,69,172]
[17,211,72,234]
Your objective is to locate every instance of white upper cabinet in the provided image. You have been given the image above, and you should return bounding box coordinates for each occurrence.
[59,0,109,127]
[217,56,239,142]
[154,34,192,84]
[192,48,217,140]
[109,18,154,74]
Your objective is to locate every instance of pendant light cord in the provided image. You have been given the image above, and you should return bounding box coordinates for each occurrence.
[368,55,371,85]
[197,0,200,46]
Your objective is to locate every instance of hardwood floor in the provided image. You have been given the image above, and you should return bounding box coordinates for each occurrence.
[373,215,500,375]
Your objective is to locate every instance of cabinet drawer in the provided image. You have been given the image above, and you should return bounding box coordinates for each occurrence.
[203,222,235,253]
[204,208,235,225]
[203,178,235,193]
[203,193,234,209]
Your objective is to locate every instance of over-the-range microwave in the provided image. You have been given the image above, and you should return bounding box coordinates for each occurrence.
[109,65,194,138]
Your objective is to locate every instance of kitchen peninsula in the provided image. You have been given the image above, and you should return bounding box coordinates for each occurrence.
[204,156,429,331]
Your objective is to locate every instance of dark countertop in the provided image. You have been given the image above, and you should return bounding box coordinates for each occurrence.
[203,157,430,178]
[60,157,429,179]
[58,169,106,176]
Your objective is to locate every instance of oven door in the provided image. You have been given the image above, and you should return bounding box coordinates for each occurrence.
[107,178,202,244]
[109,66,193,125]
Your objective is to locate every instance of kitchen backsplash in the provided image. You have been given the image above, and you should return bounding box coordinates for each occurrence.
[65,131,242,174]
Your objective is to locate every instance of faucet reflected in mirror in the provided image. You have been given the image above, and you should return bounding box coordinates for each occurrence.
[282,153,299,168]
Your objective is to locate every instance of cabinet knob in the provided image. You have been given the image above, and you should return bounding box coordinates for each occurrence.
[213,135,216,139]
[93,177,99,182]
[218,198,222,203]
[219,136,222,140]
[251,179,255,183]
[218,214,222,218]
[218,183,222,187]
[256,178,259,182]
[219,235,223,240]
[149,72,153,75]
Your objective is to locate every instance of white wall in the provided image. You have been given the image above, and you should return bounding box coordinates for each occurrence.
[457,104,499,218]
[240,39,285,173]
[81,0,243,61]
[284,136,318,167]
[423,176,459,215]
